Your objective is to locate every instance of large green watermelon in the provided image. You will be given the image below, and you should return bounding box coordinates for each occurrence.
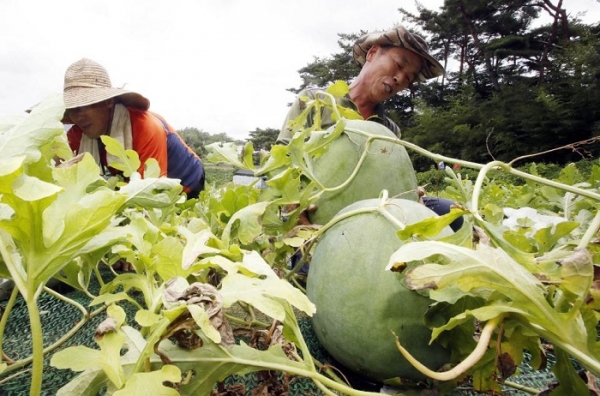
[307,120,418,225]
[306,198,452,383]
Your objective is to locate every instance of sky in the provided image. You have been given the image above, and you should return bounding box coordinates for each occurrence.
[1,0,598,140]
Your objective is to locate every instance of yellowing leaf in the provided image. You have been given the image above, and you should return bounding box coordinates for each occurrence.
[13,174,62,201]
[113,365,181,396]
[101,135,141,177]
[220,273,315,320]
[143,158,161,178]
[187,304,221,344]
[135,310,162,327]
[221,202,270,247]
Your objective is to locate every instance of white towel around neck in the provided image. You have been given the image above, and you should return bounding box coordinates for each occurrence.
[77,103,133,171]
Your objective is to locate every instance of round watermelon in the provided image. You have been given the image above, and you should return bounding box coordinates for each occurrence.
[308,120,418,225]
[306,198,452,383]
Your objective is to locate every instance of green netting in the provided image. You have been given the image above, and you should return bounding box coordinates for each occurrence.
[0,272,566,395]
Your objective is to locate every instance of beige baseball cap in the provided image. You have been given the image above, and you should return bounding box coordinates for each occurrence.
[353,25,444,81]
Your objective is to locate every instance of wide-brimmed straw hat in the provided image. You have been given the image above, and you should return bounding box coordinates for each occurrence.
[353,25,444,81]
[62,58,149,123]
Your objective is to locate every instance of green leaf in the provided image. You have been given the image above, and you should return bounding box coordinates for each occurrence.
[326,80,349,98]
[55,326,147,396]
[557,248,593,303]
[178,227,220,270]
[221,202,270,247]
[113,365,181,396]
[143,158,161,178]
[389,241,600,375]
[161,338,310,395]
[101,135,141,177]
[13,174,63,202]
[118,174,183,207]
[397,206,467,239]
[254,144,291,175]
[220,272,315,320]
[241,141,255,169]
[206,142,246,169]
[551,348,590,396]
[533,221,579,253]
[51,323,127,388]
[0,93,64,164]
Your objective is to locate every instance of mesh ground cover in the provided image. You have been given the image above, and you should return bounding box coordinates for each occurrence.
[0,272,570,395]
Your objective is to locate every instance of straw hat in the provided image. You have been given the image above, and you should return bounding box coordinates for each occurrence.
[62,58,149,122]
[353,25,444,81]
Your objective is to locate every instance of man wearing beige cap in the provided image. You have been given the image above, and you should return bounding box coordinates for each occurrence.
[278,25,463,231]
[277,25,444,144]
[62,58,205,199]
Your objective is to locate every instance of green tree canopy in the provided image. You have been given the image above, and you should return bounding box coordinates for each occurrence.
[247,127,279,151]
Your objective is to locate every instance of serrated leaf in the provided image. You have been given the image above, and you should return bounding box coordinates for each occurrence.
[326,80,350,98]
[178,227,220,270]
[206,142,246,169]
[389,240,600,375]
[220,273,315,320]
[0,93,64,164]
[160,338,310,395]
[221,201,270,247]
[101,135,141,177]
[51,329,126,388]
[118,174,183,207]
[551,348,590,396]
[113,365,181,396]
[13,174,63,202]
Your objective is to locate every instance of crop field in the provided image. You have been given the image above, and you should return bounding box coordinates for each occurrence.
[204,163,235,187]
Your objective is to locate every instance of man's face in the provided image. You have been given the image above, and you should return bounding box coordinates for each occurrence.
[361,45,423,104]
[65,99,114,139]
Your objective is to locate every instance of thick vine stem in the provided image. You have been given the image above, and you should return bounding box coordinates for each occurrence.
[578,209,600,250]
[0,286,19,362]
[393,315,503,382]
[313,91,342,122]
[342,128,600,203]
[25,296,43,396]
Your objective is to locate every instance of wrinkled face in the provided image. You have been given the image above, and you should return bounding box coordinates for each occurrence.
[65,99,114,139]
[361,45,423,103]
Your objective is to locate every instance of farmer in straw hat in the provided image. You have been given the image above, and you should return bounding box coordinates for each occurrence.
[62,58,205,198]
[278,25,463,231]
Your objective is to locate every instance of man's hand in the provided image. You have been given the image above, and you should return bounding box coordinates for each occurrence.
[298,204,318,226]
[418,186,426,204]
[285,204,318,226]
[112,260,134,271]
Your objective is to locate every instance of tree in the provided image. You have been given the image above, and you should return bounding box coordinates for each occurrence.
[247,128,279,151]
[288,32,360,96]
[178,128,240,157]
